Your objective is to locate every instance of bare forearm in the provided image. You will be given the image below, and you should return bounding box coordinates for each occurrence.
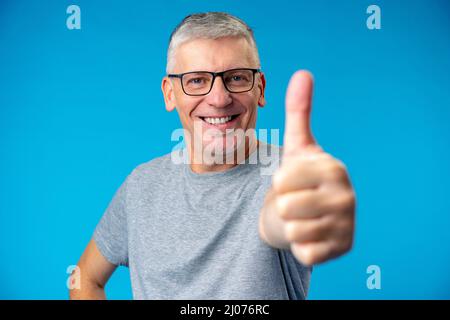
[259,188,290,250]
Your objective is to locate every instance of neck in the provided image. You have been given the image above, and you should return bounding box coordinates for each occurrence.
[187,136,259,174]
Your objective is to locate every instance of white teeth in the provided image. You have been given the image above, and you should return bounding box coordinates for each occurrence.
[204,116,233,124]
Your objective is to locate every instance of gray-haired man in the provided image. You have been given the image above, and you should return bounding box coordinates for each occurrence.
[70,12,355,300]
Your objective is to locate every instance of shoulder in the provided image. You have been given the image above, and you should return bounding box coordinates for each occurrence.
[125,151,179,186]
[134,152,174,174]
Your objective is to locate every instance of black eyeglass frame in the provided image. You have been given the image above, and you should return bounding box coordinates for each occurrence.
[167,68,261,96]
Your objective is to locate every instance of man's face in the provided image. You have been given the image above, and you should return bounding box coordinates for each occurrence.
[162,37,266,158]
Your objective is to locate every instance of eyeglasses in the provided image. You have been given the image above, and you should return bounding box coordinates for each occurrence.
[167,68,261,96]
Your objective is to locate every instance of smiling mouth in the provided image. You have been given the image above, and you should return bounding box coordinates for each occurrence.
[199,114,240,125]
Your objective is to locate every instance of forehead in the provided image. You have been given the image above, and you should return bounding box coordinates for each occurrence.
[173,37,256,73]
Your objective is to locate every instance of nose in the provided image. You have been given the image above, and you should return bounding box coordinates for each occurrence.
[205,76,232,108]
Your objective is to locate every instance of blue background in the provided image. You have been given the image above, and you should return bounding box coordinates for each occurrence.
[1,0,449,299]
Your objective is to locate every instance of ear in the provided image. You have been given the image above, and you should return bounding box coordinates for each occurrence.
[161,76,177,112]
[257,72,266,107]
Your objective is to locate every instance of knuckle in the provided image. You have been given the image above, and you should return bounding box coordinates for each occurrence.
[337,236,354,255]
[323,160,348,182]
[330,166,347,182]
[344,191,356,212]
[341,217,355,234]
[333,220,354,244]
[327,191,355,214]
[337,191,356,211]
[334,158,347,170]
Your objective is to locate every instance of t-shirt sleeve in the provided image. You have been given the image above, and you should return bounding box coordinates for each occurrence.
[93,177,129,267]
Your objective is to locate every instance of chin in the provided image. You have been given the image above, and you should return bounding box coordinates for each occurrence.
[199,133,247,165]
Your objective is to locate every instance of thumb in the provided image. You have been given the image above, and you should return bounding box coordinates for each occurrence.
[283,70,316,156]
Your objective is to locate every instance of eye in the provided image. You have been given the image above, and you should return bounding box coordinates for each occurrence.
[188,78,205,85]
[226,73,250,83]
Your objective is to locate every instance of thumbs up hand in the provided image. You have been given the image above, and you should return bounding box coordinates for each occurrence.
[259,71,355,266]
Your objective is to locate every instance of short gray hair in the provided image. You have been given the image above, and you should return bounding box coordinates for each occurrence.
[166,12,260,73]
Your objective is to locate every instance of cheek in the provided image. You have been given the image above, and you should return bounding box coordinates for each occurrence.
[239,96,259,121]
[176,99,201,123]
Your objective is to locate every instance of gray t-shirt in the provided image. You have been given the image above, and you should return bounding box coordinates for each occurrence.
[93,142,311,299]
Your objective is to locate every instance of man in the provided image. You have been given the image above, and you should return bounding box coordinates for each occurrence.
[70,12,355,300]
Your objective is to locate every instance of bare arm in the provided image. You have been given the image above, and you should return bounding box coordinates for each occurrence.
[69,239,117,300]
